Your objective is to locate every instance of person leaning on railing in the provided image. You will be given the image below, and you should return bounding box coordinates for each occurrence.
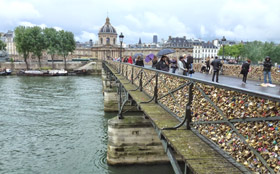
[170,57,178,73]
[152,56,158,68]
[135,56,144,67]
[156,55,169,72]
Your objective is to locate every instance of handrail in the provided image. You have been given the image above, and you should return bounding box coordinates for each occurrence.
[104,60,280,174]
[112,61,280,101]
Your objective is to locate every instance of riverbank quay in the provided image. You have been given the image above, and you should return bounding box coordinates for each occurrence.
[0,60,102,75]
[104,61,258,174]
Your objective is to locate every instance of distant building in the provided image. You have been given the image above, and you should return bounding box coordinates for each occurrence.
[153,35,158,43]
[164,36,192,48]
[193,41,219,62]
[1,30,18,56]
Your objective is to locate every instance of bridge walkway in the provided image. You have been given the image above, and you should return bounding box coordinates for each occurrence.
[107,64,248,174]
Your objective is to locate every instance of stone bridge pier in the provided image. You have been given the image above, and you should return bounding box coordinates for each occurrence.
[102,66,170,165]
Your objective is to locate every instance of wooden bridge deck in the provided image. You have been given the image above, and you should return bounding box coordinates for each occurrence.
[108,65,249,174]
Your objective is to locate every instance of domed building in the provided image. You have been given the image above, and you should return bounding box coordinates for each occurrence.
[89,17,121,60]
[98,17,117,45]
[74,17,193,61]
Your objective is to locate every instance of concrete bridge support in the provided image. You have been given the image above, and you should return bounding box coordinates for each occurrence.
[102,68,138,112]
[107,115,169,165]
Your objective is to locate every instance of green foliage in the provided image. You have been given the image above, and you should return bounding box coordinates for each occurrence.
[0,40,6,50]
[217,44,244,59]
[30,26,46,67]
[44,28,59,56]
[14,26,33,69]
[218,41,280,64]
[57,30,76,69]
[44,28,60,69]
[240,41,280,63]
[14,25,76,70]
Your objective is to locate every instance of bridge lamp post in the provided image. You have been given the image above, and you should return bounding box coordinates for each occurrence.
[119,33,124,73]
[221,36,226,60]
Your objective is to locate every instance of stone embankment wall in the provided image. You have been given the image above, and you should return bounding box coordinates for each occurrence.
[193,63,280,84]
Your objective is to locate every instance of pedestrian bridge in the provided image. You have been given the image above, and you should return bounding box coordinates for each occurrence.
[103,61,280,174]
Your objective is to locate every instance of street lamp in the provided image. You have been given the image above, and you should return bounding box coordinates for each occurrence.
[119,32,124,73]
[119,32,124,61]
[221,36,226,60]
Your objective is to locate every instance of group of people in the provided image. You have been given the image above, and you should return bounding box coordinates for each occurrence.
[121,54,275,86]
[151,54,195,77]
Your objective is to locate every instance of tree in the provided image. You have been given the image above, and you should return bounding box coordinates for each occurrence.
[30,26,46,68]
[217,45,229,58]
[57,30,76,69]
[14,26,33,69]
[240,41,264,63]
[44,28,59,69]
[218,44,244,60]
[0,40,6,50]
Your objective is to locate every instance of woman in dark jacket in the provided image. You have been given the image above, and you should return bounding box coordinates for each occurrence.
[156,56,169,72]
[240,60,251,83]
[135,56,144,67]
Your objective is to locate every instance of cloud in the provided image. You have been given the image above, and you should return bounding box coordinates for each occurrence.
[1,0,280,43]
[124,15,142,28]
[53,27,63,31]
[18,21,47,29]
[115,24,157,43]
[0,0,40,21]
[215,0,280,42]
[75,31,97,42]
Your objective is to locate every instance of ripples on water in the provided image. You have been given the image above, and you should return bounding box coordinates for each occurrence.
[0,76,173,174]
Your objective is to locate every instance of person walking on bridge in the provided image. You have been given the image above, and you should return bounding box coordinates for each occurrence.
[263,56,273,85]
[240,59,251,83]
[211,56,223,83]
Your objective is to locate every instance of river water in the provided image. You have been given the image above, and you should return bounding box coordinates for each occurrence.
[0,76,173,174]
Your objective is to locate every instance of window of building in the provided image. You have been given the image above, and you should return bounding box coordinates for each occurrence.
[100,38,103,44]
[106,38,110,44]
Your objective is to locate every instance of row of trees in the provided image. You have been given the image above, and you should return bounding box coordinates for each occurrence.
[14,26,76,70]
[218,41,280,64]
[0,40,6,51]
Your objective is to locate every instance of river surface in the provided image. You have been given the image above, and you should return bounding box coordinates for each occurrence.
[0,76,173,174]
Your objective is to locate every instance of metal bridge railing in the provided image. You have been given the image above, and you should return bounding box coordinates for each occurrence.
[105,60,280,174]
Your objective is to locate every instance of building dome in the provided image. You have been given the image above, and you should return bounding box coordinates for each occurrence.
[99,17,117,35]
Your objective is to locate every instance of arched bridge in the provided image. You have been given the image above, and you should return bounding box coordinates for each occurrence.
[103,61,280,174]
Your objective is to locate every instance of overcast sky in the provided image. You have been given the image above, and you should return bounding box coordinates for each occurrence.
[0,0,279,44]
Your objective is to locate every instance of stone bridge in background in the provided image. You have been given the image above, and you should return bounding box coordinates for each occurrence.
[102,61,280,174]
